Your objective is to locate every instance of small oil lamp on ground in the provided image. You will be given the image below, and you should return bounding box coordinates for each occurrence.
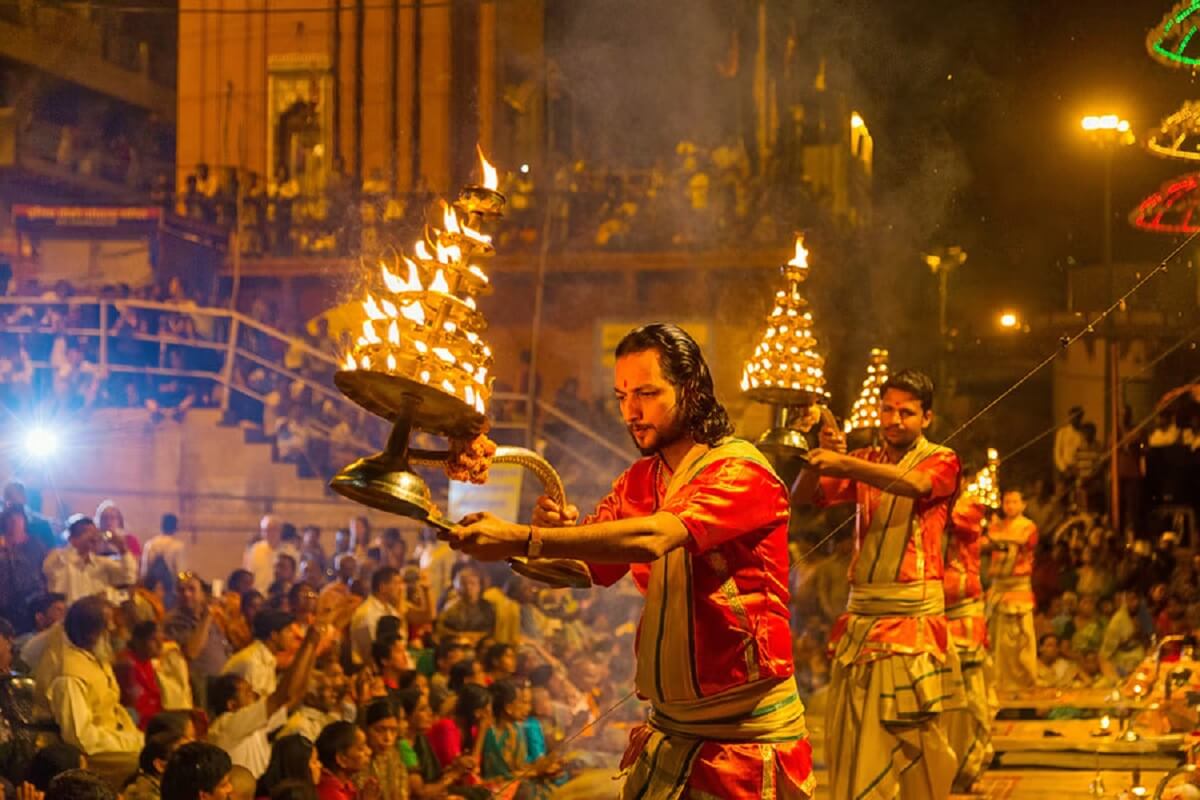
[329,149,589,588]
[740,234,830,484]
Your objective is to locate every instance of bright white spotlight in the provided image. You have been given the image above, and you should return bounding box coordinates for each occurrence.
[520,163,530,174]
[23,426,60,459]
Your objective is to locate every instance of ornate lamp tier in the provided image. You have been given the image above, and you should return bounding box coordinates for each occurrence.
[740,235,829,408]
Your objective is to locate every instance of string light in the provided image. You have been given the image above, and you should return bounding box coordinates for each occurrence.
[963,448,1001,509]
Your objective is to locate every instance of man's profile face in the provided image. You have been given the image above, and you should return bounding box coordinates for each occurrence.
[879,388,930,450]
[614,349,685,456]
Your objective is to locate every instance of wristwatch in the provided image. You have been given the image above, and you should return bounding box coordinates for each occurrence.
[526,524,543,558]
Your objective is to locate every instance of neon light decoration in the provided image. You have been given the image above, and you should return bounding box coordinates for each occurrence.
[1130,173,1200,233]
[1148,0,1200,68]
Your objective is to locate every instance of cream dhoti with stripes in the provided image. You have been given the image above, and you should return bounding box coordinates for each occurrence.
[941,598,997,791]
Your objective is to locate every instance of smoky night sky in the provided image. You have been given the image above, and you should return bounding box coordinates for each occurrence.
[547,0,1199,317]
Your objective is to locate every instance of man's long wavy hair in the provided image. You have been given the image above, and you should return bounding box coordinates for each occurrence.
[615,323,734,447]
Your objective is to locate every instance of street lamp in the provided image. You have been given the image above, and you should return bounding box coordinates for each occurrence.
[1079,112,1134,531]
[998,311,1020,330]
[923,246,968,404]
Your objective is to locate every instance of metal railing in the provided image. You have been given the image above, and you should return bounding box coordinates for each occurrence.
[0,296,628,487]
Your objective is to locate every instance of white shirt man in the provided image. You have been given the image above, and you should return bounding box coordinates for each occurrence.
[222,610,297,698]
[349,566,406,665]
[141,513,187,579]
[1054,409,1085,475]
[244,515,296,592]
[44,515,138,603]
[208,624,321,777]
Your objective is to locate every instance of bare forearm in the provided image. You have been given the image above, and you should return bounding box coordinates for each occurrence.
[842,459,932,499]
[538,512,688,563]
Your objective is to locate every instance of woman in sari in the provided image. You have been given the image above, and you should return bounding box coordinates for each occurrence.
[480,680,561,800]
[395,689,488,800]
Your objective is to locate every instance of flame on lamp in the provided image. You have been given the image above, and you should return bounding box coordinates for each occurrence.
[478,145,499,190]
[363,296,385,320]
[415,241,433,261]
[788,235,810,269]
[430,270,451,293]
[361,319,381,344]
[387,321,400,345]
[400,302,426,325]
[442,201,462,235]
[386,353,397,371]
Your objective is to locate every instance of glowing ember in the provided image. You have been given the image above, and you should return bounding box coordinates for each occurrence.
[478,145,498,190]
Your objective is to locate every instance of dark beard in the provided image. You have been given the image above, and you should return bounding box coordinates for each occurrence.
[628,414,688,456]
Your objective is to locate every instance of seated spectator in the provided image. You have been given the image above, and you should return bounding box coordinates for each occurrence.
[161,741,233,800]
[44,515,138,604]
[435,567,495,644]
[48,770,116,800]
[360,700,407,800]
[164,573,232,712]
[256,734,322,797]
[27,744,86,793]
[481,643,516,685]
[115,621,166,728]
[1068,595,1106,655]
[276,406,312,465]
[371,636,411,693]
[350,568,405,666]
[0,506,50,630]
[1074,650,1112,689]
[278,673,341,742]
[48,597,142,784]
[123,730,189,800]
[207,623,321,777]
[429,637,470,694]
[314,722,378,800]
[428,684,491,774]
[1036,634,1077,688]
[222,610,299,697]
[481,679,562,796]
[1099,590,1153,681]
[394,689,480,800]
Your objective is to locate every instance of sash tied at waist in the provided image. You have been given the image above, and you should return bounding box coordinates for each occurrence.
[847,581,945,618]
[990,576,1032,594]
[945,597,985,621]
[648,676,809,743]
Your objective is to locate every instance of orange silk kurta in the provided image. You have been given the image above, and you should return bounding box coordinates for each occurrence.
[817,443,961,661]
[585,450,813,798]
[945,500,988,650]
[986,516,1038,611]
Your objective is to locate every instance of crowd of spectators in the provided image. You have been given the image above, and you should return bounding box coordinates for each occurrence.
[172,139,800,260]
[0,278,385,481]
[0,485,640,800]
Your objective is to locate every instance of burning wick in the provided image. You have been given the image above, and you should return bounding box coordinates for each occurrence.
[1099,715,1111,732]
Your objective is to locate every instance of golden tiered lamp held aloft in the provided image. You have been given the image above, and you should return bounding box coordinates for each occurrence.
[740,234,830,484]
[329,148,589,589]
[844,348,889,434]
[964,448,1001,510]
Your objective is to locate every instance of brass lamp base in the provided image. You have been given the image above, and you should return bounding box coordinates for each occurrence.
[335,370,485,439]
[755,426,810,488]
